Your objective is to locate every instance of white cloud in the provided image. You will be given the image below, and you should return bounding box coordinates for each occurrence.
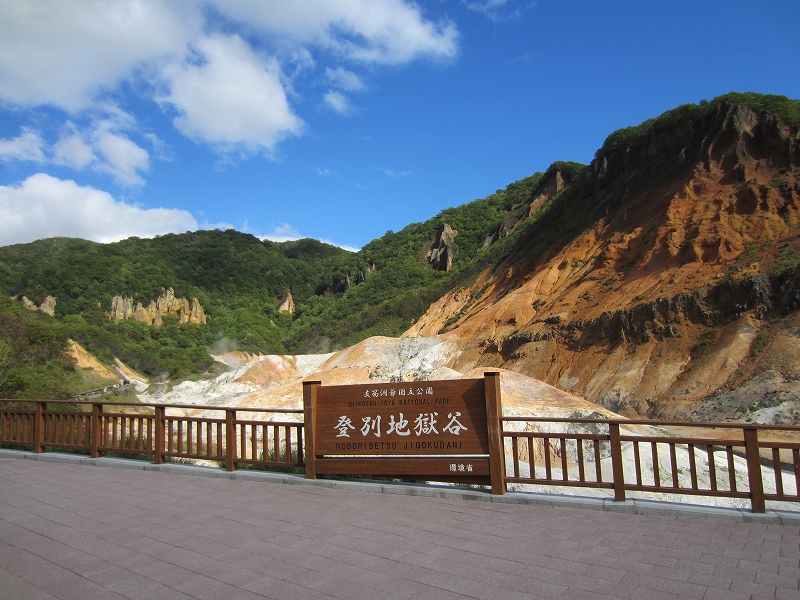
[0,128,46,163]
[316,167,335,176]
[0,173,197,246]
[0,0,458,160]
[319,238,359,252]
[91,123,150,186]
[378,167,413,178]
[325,67,365,91]
[1,115,150,186]
[463,0,535,20]
[211,0,458,64]
[260,223,302,242]
[53,125,96,170]
[0,0,199,112]
[324,90,353,115]
[159,34,304,155]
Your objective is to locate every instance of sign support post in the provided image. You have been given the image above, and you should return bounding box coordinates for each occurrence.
[303,380,320,480]
[484,372,505,495]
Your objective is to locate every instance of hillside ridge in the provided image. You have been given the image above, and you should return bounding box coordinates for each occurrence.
[1,91,799,421]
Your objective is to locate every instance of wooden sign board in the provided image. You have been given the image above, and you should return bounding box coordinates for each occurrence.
[303,372,505,494]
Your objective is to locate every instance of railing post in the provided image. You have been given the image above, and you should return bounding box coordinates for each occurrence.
[153,406,165,465]
[303,381,320,479]
[34,401,45,453]
[609,422,626,502]
[91,403,102,458]
[744,427,766,513]
[225,409,236,471]
[484,372,506,495]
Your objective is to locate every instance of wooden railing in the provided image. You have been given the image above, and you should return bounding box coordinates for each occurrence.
[502,416,800,512]
[4,400,800,512]
[0,399,303,472]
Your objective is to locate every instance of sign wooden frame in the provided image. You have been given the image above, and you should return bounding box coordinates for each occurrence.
[303,371,505,494]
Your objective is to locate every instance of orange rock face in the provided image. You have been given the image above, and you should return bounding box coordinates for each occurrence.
[411,102,800,421]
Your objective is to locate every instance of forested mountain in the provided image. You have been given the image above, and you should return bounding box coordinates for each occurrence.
[0,161,578,396]
[2,91,799,412]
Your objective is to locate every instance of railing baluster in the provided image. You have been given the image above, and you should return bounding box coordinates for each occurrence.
[706,445,717,491]
[527,435,535,479]
[543,437,552,480]
[688,444,698,490]
[726,446,737,493]
[633,441,642,486]
[577,437,585,482]
[560,438,568,482]
[594,439,602,483]
[297,425,304,464]
[794,449,800,497]
[651,442,660,487]
[773,448,784,497]
[512,436,519,478]
[669,443,679,489]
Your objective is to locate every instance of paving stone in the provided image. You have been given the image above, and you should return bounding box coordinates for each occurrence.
[3,456,800,600]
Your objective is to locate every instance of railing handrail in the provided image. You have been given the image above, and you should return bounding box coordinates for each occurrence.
[2,400,796,428]
[0,398,303,413]
[501,415,800,431]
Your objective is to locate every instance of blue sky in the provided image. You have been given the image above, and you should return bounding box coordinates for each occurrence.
[1,1,798,250]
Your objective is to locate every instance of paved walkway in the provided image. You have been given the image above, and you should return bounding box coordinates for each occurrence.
[1,456,800,600]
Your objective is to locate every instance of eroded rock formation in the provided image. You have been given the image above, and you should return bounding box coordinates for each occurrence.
[482,167,569,249]
[278,291,295,314]
[428,223,458,271]
[20,295,56,316]
[110,288,206,326]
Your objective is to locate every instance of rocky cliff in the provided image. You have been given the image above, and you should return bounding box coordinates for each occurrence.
[408,97,800,422]
[110,287,207,326]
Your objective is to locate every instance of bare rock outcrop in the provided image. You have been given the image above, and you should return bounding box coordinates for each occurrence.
[278,291,295,314]
[110,287,206,326]
[111,296,134,321]
[39,296,56,316]
[428,223,458,271]
[482,167,569,250]
[190,298,206,323]
[20,295,56,316]
[133,301,162,326]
